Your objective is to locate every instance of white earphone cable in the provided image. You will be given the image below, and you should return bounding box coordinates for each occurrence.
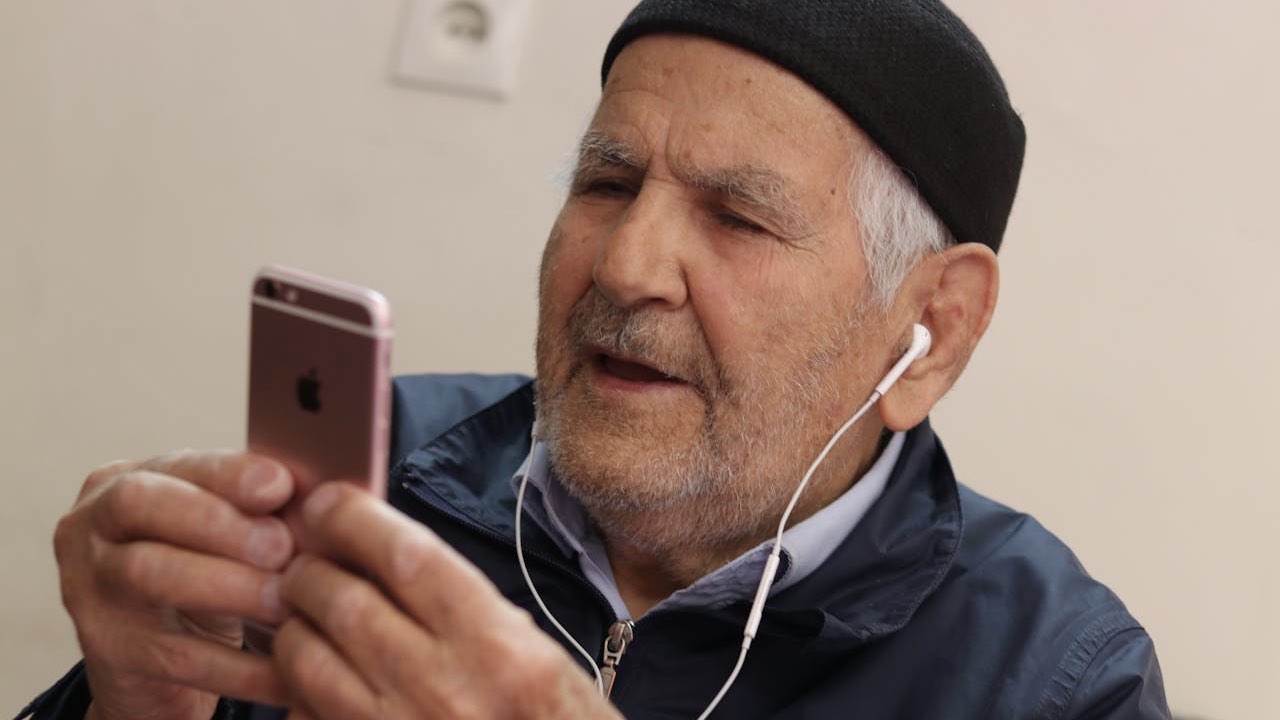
[515,437,606,694]
[694,391,881,720]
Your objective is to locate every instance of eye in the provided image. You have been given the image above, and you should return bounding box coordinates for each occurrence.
[716,211,768,236]
[573,177,636,199]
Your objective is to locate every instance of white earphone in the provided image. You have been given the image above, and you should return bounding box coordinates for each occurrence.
[516,323,933,717]
[875,323,932,397]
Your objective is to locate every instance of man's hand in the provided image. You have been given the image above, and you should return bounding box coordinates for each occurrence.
[55,451,296,720]
[273,483,622,720]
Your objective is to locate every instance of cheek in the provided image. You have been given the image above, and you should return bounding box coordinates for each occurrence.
[539,220,597,319]
[687,259,868,428]
[685,256,814,376]
[536,221,599,376]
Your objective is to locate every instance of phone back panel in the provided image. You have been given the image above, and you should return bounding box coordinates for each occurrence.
[246,267,392,498]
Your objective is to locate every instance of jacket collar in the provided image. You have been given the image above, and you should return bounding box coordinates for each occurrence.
[393,381,963,647]
[770,420,963,643]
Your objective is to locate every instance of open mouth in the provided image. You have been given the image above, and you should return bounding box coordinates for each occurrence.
[596,353,682,384]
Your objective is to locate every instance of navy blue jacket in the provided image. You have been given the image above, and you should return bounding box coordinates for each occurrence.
[21,374,1170,719]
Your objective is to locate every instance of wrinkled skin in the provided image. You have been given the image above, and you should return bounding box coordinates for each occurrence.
[56,451,294,720]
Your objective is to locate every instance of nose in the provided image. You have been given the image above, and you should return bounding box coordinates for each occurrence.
[591,187,689,310]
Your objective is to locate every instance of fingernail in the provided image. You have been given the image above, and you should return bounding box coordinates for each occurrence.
[302,484,341,525]
[260,574,286,619]
[247,520,290,568]
[242,462,288,502]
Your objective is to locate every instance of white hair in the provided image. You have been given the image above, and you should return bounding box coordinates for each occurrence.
[850,145,955,309]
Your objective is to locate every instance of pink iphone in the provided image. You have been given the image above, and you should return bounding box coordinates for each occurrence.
[246,265,393,499]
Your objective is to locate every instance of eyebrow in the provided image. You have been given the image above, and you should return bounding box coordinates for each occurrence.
[572,130,815,239]
[573,131,645,177]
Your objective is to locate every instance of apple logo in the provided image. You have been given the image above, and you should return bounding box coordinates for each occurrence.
[296,368,322,413]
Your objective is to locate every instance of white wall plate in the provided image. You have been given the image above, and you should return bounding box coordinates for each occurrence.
[393,0,533,101]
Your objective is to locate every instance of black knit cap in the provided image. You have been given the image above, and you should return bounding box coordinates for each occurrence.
[601,0,1026,253]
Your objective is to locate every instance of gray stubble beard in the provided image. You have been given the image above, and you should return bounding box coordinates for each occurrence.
[535,290,868,559]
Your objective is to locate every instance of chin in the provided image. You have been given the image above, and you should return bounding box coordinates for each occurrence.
[548,429,771,556]
[543,391,704,502]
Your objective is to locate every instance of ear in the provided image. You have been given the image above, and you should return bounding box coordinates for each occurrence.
[878,243,999,432]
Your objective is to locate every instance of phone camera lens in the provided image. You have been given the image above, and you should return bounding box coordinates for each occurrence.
[263,280,279,299]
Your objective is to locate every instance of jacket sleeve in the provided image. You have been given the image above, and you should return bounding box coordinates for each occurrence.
[14,661,250,720]
[14,663,90,720]
[1058,628,1172,720]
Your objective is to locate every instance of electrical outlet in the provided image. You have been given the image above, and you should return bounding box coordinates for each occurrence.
[393,0,532,100]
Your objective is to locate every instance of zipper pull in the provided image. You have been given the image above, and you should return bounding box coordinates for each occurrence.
[599,620,635,700]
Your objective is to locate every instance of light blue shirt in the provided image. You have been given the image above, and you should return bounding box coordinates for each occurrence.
[514,432,904,621]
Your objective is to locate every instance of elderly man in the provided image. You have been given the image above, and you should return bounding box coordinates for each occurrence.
[22,1,1170,718]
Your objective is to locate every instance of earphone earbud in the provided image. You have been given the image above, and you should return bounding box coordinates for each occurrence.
[873,323,931,397]
[910,322,933,358]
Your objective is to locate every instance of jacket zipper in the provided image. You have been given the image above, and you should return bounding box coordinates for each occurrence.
[599,620,634,699]
[401,479,645,699]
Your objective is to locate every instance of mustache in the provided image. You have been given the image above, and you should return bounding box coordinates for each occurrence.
[568,292,722,398]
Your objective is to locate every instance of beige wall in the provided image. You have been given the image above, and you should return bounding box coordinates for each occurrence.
[2,1,1275,717]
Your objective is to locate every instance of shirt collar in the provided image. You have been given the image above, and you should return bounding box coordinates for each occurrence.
[512,433,904,620]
